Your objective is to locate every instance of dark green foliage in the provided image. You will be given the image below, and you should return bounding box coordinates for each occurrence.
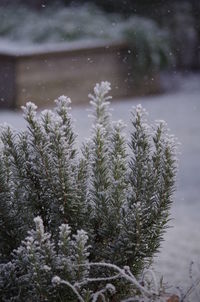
[0,82,178,300]
[122,17,173,75]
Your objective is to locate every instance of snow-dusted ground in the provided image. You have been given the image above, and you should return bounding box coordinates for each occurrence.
[0,73,200,293]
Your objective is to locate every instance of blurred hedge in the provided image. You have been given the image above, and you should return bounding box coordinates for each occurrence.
[0,0,199,16]
[1,0,199,69]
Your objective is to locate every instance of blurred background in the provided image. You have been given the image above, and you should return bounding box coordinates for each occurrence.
[0,0,200,295]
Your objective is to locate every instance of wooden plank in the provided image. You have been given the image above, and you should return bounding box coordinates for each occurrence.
[0,56,16,109]
[16,45,134,108]
[0,41,161,109]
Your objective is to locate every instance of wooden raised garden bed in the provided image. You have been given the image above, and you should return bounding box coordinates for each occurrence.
[0,40,161,109]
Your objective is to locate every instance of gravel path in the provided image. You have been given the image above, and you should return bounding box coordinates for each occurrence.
[0,72,200,296]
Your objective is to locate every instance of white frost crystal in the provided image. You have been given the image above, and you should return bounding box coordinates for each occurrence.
[93,81,111,97]
[55,95,71,108]
[52,276,61,285]
[34,216,44,237]
[21,101,38,118]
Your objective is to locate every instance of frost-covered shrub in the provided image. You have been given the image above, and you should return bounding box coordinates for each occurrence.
[0,216,172,301]
[0,82,177,301]
[0,216,90,301]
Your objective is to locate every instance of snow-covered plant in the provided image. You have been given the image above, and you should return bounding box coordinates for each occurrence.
[0,82,178,300]
[0,216,177,302]
[0,216,91,301]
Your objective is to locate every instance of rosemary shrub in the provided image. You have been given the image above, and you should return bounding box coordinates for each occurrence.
[0,82,177,301]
